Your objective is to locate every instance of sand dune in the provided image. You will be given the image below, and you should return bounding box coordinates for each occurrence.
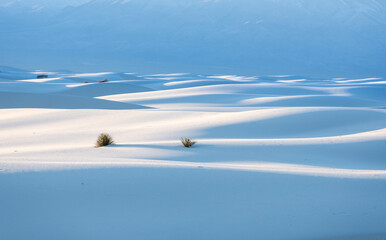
[0,68,385,240]
[0,91,148,110]
[61,82,152,97]
[1,69,385,172]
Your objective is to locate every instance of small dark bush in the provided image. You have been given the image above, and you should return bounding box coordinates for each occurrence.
[97,78,108,83]
[181,138,196,148]
[37,74,48,79]
[96,133,114,147]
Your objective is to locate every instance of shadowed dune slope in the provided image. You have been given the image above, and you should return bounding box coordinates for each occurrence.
[0,91,149,110]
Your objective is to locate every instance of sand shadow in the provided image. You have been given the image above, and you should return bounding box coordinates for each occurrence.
[0,91,151,110]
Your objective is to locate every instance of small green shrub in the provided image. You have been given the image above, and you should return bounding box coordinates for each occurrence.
[96,133,114,147]
[181,138,196,148]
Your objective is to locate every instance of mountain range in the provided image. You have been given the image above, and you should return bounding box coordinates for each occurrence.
[1,0,385,77]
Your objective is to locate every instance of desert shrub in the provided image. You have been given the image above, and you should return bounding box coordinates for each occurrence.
[181,138,196,148]
[37,74,48,79]
[97,78,108,83]
[96,133,114,147]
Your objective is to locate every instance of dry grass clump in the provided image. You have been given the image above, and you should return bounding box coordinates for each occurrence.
[37,74,48,79]
[97,78,109,83]
[96,133,114,147]
[181,138,196,148]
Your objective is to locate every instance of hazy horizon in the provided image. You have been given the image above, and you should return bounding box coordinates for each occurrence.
[0,0,89,8]
[1,0,385,77]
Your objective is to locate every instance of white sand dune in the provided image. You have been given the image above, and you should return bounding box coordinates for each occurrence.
[0,70,385,172]
[334,78,381,83]
[0,92,148,109]
[18,77,63,83]
[0,68,385,240]
[60,82,153,97]
[2,159,386,179]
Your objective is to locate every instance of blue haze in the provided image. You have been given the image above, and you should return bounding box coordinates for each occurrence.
[0,0,385,77]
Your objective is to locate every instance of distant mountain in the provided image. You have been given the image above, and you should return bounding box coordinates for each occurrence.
[0,0,385,77]
[0,0,88,9]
